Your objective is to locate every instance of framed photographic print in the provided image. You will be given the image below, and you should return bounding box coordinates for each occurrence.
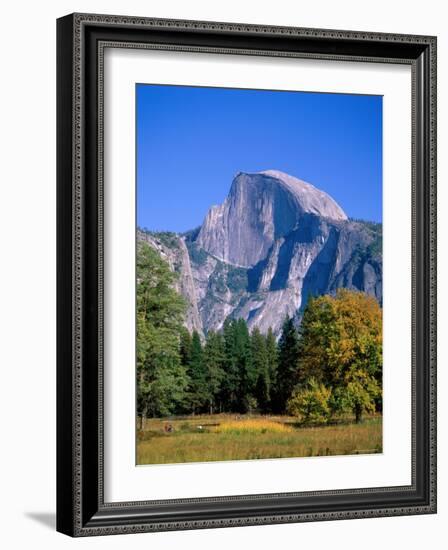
[56,13,437,536]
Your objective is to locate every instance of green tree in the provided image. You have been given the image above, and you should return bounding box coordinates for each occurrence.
[219,318,256,412]
[332,374,380,423]
[186,331,209,413]
[203,330,226,414]
[179,328,192,368]
[220,318,240,411]
[136,242,189,418]
[234,318,255,412]
[251,328,270,412]
[274,317,301,413]
[137,242,186,331]
[298,289,382,422]
[265,328,278,411]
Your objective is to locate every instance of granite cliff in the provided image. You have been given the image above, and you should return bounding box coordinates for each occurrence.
[138,170,382,336]
[196,170,347,268]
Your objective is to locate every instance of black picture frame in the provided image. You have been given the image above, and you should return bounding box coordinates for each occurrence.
[57,13,437,537]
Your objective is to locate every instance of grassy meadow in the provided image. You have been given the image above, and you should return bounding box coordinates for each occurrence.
[137,414,382,465]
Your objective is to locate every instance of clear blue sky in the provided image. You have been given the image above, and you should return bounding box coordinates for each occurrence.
[137,84,382,232]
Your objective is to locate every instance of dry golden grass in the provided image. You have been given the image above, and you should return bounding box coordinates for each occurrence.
[136,414,382,465]
[214,418,293,434]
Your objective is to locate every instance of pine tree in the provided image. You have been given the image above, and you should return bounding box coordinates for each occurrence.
[186,331,209,414]
[234,319,254,412]
[203,331,225,414]
[274,317,300,413]
[265,328,278,411]
[179,328,192,367]
[220,318,240,411]
[251,328,270,412]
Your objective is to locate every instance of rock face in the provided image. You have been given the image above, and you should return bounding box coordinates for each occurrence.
[196,170,347,268]
[139,170,382,336]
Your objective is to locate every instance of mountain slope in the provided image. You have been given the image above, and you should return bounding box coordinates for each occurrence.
[138,230,203,335]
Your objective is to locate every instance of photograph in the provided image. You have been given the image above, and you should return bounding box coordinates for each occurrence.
[135,83,383,465]
[54,9,437,538]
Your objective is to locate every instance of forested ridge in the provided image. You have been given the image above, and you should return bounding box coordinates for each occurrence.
[137,241,382,424]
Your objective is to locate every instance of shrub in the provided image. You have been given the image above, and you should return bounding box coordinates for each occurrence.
[287,379,332,425]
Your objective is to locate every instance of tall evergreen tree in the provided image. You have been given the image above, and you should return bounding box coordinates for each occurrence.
[234,319,254,412]
[179,328,192,368]
[265,327,278,411]
[203,330,225,414]
[251,328,270,412]
[274,317,301,413]
[220,318,240,411]
[186,331,209,413]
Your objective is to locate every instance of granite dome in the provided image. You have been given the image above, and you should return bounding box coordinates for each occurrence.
[196,170,347,267]
[139,170,381,336]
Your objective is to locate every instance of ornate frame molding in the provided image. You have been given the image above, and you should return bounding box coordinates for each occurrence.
[57,13,437,537]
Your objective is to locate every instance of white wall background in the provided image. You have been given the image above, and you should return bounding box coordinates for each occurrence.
[0,1,445,548]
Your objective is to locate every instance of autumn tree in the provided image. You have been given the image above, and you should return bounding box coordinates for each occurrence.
[298,289,382,422]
